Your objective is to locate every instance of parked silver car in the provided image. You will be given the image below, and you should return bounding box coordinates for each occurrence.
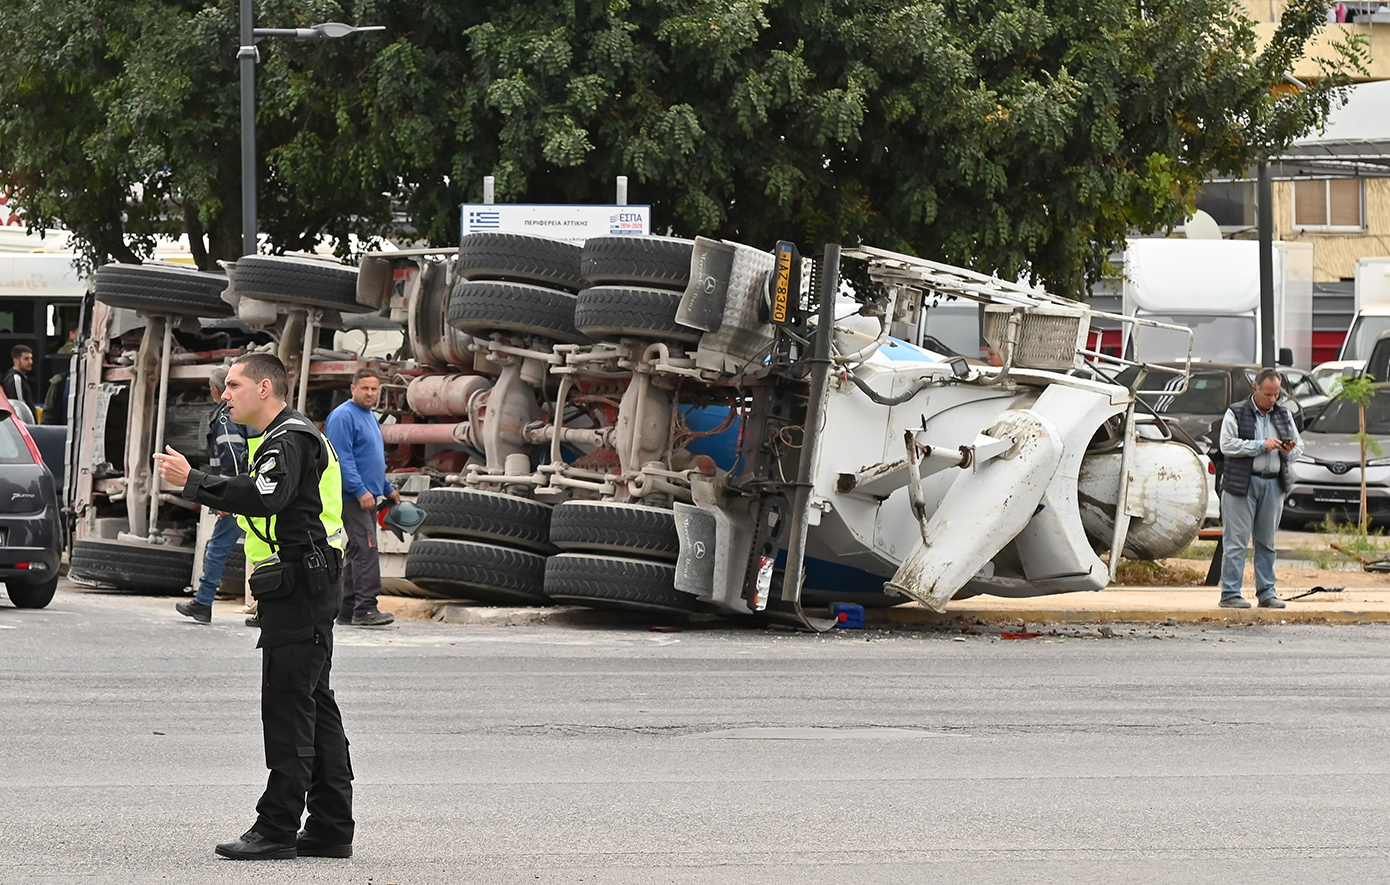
[1284,384,1390,528]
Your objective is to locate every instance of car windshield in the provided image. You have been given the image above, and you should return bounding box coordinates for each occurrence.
[1137,371,1230,415]
[1314,368,1358,393]
[1282,371,1323,400]
[0,417,32,464]
[1342,315,1390,361]
[1309,396,1390,435]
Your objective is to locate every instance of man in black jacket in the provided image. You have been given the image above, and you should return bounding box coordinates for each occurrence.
[2,344,35,415]
[155,353,354,860]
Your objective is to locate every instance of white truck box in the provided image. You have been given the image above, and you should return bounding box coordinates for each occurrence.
[1122,238,1313,367]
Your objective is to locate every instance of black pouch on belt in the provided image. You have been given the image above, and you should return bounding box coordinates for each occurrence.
[303,549,330,596]
[249,561,295,601]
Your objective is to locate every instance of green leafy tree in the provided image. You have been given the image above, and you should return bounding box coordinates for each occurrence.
[1332,373,1381,533]
[0,0,1364,286]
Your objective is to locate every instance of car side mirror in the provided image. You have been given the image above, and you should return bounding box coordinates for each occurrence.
[1278,347,1294,367]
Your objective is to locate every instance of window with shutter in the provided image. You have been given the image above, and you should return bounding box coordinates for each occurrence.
[1293,179,1363,229]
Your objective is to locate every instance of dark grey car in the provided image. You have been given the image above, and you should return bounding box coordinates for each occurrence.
[0,389,62,608]
[1284,384,1390,528]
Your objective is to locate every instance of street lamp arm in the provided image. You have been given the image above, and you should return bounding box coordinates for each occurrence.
[252,24,385,43]
[251,22,387,42]
[238,2,387,257]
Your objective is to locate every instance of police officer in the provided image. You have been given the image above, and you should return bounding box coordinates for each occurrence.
[155,353,354,860]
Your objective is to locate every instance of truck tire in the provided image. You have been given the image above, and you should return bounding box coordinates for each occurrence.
[548,501,679,560]
[574,286,701,344]
[93,264,234,317]
[447,280,588,345]
[233,255,369,312]
[581,236,694,288]
[416,488,556,553]
[5,576,58,609]
[404,538,549,605]
[68,539,195,594]
[457,232,586,292]
[544,553,696,614]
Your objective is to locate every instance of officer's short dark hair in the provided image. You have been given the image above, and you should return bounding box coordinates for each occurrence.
[234,352,290,399]
[11,344,32,360]
[1254,368,1281,389]
[352,367,382,385]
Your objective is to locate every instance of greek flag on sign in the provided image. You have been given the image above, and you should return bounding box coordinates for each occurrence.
[468,211,501,231]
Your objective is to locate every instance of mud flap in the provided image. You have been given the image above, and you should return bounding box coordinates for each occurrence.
[673,498,758,614]
[673,502,717,595]
[676,238,736,331]
[886,409,1063,611]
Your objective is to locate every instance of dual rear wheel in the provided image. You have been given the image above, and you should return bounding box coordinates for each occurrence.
[403,489,695,615]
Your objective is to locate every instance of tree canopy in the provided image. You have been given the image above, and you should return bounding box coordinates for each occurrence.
[0,0,1362,294]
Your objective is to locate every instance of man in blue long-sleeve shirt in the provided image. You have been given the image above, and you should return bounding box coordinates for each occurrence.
[324,369,400,626]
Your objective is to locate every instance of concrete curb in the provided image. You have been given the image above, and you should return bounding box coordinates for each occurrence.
[868,605,1390,628]
[379,594,1390,630]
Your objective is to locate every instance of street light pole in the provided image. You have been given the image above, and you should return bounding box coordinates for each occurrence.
[239,0,257,258]
[1258,161,1275,368]
[236,1,384,258]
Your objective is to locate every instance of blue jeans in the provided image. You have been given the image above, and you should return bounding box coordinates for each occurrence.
[196,512,245,606]
[1220,477,1284,602]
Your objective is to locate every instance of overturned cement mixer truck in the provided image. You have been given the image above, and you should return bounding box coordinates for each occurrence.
[357,233,1205,631]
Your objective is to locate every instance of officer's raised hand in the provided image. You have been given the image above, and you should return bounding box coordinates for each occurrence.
[154,445,192,489]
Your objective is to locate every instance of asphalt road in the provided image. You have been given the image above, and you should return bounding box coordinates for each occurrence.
[4,585,1390,884]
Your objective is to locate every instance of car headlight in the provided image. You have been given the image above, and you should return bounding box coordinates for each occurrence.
[1296,456,1315,464]
[1368,458,1390,467]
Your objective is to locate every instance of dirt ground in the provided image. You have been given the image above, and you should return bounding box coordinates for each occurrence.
[1165,557,1390,590]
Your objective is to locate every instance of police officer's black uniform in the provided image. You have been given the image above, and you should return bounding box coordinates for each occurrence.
[180,407,355,858]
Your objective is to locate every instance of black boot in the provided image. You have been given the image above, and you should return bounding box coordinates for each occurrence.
[176,600,212,624]
[351,609,395,626]
[297,830,353,858]
[215,829,296,860]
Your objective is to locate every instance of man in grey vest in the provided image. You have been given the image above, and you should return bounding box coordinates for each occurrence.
[1217,368,1302,609]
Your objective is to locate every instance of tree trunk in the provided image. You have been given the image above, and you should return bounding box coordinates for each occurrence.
[1361,402,1369,534]
[184,201,211,272]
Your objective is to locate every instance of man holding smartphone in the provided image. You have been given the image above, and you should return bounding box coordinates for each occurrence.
[1217,368,1303,609]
